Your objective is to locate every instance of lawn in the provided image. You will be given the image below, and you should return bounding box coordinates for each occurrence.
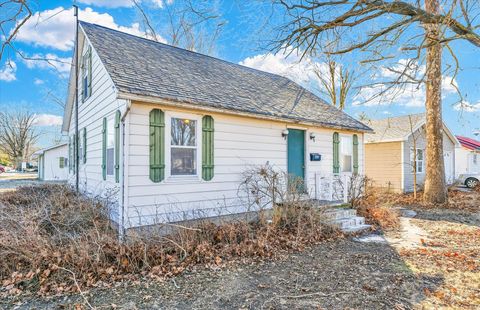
[1,187,479,309]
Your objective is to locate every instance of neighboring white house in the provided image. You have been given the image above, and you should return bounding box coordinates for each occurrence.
[364,114,459,193]
[62,22,372,231]
[34,143,69,181]
[455,136,480,177]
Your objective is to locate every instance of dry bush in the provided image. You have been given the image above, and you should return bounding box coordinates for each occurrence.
[1,173,339,296]
[355,186,400,230]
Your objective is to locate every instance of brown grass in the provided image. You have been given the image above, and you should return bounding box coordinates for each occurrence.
[355,187,401,230]
[0,184,339,296]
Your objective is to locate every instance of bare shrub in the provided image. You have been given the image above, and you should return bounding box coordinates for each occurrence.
[1,176,339,296]
[355,186,400,230]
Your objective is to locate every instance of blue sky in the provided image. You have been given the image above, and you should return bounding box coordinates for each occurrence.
[1,0,479,148]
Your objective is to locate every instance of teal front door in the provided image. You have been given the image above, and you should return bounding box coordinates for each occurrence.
[287,129,305,185]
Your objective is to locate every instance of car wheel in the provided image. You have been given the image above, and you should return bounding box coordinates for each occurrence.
[465,178,479,188]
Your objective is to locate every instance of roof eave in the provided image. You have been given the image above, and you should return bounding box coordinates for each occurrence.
[117,91,373,133]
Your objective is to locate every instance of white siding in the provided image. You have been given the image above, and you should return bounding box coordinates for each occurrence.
[125,102,364,228]
[456,147,480,176]
[40,145,68,181]
[403,127,456,192]
[67,34,127,222]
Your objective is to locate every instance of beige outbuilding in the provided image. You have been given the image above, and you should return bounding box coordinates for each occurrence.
[364,114,459,193]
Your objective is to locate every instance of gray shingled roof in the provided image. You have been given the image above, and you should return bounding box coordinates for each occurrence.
[365,113,425,143]
[80,21,371,132]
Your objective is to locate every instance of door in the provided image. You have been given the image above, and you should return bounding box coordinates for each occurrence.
[444,151,453,184]
[287,129,305,187]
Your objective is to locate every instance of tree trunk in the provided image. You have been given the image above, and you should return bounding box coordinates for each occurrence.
[423,0,447,204]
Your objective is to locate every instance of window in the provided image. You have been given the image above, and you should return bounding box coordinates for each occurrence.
[106,118,115,176]
[171,117,197,175]
[340,136,353,172]
[410,148,424,173]
[473,154,478,165]
[81,47,92,101]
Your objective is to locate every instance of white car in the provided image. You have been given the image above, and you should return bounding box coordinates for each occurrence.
[458,174,480,188]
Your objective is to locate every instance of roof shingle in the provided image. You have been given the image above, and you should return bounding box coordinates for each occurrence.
[80,21,371,132]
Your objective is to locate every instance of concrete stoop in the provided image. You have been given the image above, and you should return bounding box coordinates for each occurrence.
[324,208,371,233]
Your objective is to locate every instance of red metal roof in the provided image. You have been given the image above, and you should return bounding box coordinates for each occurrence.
[456,135,480,150]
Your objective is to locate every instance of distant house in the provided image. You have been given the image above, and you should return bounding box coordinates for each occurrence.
[364,114,458,193]
[62,22,372,230]
[34,143,68,181]
[455,136,480,176]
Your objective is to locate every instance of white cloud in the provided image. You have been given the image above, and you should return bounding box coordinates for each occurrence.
[239,49,328,91]
[0,61,17,82]
[13,7,157,51]
[34,78,44,85]
[454,101,480,112]
[353,59,458,107]
[151,0,174,8]
[77,0,134,8]
[21,53,72,75]
[33,114,63,126]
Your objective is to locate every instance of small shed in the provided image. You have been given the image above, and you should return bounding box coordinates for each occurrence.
[364,114,459,193]
[35,143,69,181]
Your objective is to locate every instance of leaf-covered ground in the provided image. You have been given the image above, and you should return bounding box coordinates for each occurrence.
[3,205,478,309]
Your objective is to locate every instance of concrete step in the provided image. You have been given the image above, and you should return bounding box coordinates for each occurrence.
[343,224,372,234]
[331,216,365,229]
[323,208,357,220]
[324,207,371,233]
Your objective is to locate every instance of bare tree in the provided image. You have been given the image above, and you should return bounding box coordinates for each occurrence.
[274,0,480,204]
[0,0,32,62]
[313,58,355,110]
[132,0,226,55]
[408,115,420,199]
[0,111,39,169]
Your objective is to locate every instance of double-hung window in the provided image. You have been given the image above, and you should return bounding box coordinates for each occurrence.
[340,136,353,173]
[170,117,197,176]
[106,118,115,176]
[410,148,424,173]
[81,47,92,101]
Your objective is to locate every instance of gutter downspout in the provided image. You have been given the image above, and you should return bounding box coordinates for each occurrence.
[119,100,132,242]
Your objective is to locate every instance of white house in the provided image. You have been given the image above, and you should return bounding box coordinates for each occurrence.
[455,135,480,176]
[34,143,69,181]
[62,22,372,231]
[364,114,459,193]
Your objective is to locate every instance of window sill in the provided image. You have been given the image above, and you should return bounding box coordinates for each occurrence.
[164,175,201,183]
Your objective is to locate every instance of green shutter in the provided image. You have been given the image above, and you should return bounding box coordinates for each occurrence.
[202,115,214,181]
[353,134,359,174]
[68,137,72,172]
[87,46,92,97]
[83,127,87,164]
[149,109,165,182]
[59,157,64,168]
[73,133,76,172]
[115,110,121,183]
[333,132,340,174]
[102,117,107,180]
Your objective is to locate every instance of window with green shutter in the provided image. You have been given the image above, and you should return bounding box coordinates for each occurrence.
[202,115,214,181]
[102,117,107,180]
[83,127,87,164]
[115,110,121,183]
[333,132,340,174]
[59,157,65,168]
[149,109,165,182]
[353,134,359,174]
[82,46,92,101]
